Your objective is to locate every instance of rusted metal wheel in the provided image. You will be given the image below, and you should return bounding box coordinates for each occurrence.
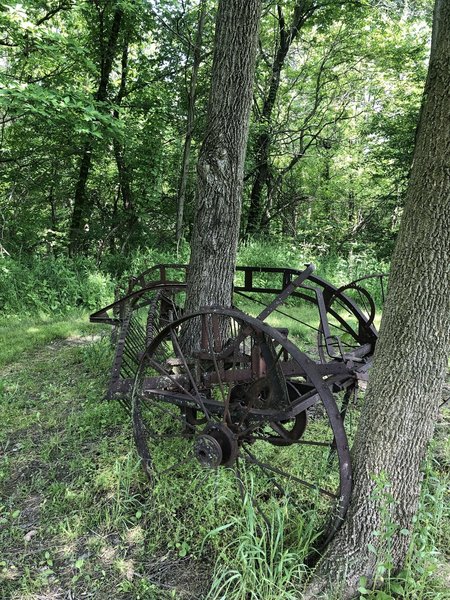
[132,307,352,551]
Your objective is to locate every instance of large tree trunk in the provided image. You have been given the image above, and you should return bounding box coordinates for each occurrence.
[68,6,123,255]
[184,0,261,322]
[305,1,450,597]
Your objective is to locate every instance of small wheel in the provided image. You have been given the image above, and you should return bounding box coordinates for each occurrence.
[132,307,351,551]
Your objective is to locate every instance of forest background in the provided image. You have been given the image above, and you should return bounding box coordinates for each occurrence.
[0,0,431,299]
[1,1,449,599]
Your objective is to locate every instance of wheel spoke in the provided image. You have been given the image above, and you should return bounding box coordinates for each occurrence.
[131,305,351,553]
[234,457,246,503]
[169,327,211,420]
[147,355,212,421]
[250,434,332,448]
[205,315,227,404]
[243,448,337,499]
[140,395,197,433]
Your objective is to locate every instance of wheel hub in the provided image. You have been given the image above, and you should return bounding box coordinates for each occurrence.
[194,423,238,468]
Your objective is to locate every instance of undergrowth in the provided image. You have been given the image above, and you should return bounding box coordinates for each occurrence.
[204,495,311,600]
[0,256,113,316]
[357,445,450,600]
[1,319,447,599]
[203,446,450,600]
[0,242,390,317]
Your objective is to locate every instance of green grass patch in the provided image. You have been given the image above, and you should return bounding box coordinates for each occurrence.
[0,326,211,599]
[0,312,101,367]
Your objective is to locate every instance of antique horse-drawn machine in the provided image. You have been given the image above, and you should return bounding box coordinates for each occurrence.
[90,262,384,551]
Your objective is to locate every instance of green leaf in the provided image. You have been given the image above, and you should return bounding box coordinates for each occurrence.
[357,587,369,595]
[374,592,394,600]
[41,568,54,577]
[389,582,405,595]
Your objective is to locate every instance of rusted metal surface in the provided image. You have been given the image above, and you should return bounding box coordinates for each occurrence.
[91,262,386,552]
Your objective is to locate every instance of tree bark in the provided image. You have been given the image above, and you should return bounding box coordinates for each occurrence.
[68,5,123,254]
[305,1,450,597]
[184,0,261,327]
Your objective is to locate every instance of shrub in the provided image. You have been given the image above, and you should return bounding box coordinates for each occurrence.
[0,256,113,315]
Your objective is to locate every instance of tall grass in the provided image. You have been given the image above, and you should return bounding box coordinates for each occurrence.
[0,255,113,315]
[205,493,310,600]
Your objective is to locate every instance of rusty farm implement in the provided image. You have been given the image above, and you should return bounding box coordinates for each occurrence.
[90,263,385,550]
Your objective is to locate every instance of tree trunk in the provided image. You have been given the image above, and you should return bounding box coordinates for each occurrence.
[68,6,123,254]
[183,0,261,343]
[113,41,134,213]
[245,2,313,237]
[176,0,207,250]
[305,1,450,597]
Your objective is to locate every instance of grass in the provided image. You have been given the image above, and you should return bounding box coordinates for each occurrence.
[205,495,309,600]
[0,320,214,599]
[0,311,448,600]
[0,312,100,367]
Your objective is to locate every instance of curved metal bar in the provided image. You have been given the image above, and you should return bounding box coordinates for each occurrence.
[90,264,379,351]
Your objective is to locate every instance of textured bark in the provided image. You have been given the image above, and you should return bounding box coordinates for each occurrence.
[305,1,450,597]
[184,0,261,322]
[69,6,123,254]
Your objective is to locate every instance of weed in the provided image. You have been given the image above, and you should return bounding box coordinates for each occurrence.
[357,448,450,600]
[206,492,309,600]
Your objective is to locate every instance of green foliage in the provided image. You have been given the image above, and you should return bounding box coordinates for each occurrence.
[0,0,431,258]
[206,495,309,600]
[0,0,447,595]
[238,241,389,307]
[0,256,113,315]
[357,449,450,599]
[0,243,390,326]
[100,243,191,280]
[242,2,430,257]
